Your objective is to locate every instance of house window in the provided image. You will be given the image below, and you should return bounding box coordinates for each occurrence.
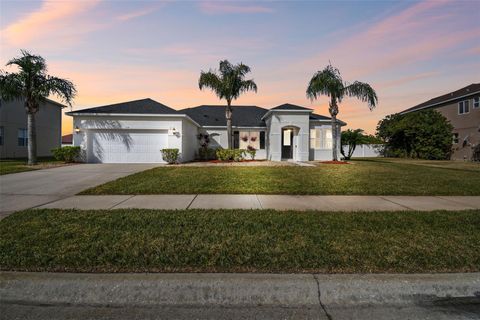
[458,100,470,114]
[453,133,459,144]
[0,127,3,146]
[473,97,479,108]
[239,131,261,150]
[310,127,333,149]
[18,128,28,146]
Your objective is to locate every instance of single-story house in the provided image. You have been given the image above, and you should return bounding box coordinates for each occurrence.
[61,134,73,146]
[66,98,345,163]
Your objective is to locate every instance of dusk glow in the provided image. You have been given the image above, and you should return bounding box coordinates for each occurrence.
[1,0,479,135]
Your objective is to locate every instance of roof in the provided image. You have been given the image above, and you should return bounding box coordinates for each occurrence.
[180,105,268,127]
[401,83,480,114]
[61,134,73,144]
[271,103,313,111]
[69,98,178,115]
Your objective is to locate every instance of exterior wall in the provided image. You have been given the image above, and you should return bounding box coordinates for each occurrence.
[0,99,61,158]
[181,118,199,162]
[72,115,190,163]
[435,99,479,160]
[266,112,311,161]
[309,122,341,161]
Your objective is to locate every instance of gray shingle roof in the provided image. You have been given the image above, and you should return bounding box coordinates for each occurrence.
[271,103,313,111]
[401,83,480,114]
[71,98,178,114]
[180,105,268,127]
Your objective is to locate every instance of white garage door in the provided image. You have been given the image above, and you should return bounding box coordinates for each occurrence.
[88,130,168,163]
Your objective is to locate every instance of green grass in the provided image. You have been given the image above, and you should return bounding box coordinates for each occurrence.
[81,158,480,195]
[1,209,479,273]
[0,158,63,175]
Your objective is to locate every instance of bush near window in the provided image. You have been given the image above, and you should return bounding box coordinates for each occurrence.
[161,148,179,164]
[376,110,453,160]
[246,146,256,160]
[216,149,245,161]
[198,147,217,160]
[51,146,80,163]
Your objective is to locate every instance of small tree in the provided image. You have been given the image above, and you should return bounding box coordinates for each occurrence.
[341,129,365,160]
[0,50,76,165]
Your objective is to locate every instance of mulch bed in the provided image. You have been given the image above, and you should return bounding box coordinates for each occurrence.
[319,161,350,164]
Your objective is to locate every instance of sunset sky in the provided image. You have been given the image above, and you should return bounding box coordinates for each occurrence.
[1,0,479,135]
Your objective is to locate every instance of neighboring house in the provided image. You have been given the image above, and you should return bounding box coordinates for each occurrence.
[67,98,345,163]
[400,83,480,160]
[61,134,73,146]
[0,98,64,159]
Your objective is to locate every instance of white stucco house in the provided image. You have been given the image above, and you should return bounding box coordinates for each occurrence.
[66,98,345,163]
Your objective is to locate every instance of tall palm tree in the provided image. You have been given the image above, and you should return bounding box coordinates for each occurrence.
[199,60,257,148]
[306,64,377,161]
[0,50,76,165]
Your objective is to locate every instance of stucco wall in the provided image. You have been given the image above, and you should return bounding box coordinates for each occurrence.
[0,99,61,158]
[309,123,341,161]
[181,118,199,162]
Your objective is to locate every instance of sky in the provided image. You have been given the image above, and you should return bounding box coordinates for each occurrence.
[1,0,479,135]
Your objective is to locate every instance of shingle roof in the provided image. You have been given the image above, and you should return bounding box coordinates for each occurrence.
[70,98,178,114]
[309,113,331,121]
[272,103,313,111]
[180,105,268,127]
[401,83,480,114]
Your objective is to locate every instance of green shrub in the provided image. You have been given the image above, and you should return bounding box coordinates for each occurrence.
[216,149,245,161]
[161,148,179,164]
[51,146,81,163]
[198,147,217,160]
[246,146,256,160]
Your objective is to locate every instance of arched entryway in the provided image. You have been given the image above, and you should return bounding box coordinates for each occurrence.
[281,126,300,160]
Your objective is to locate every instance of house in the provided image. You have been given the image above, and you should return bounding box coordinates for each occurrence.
[61,134,73,146]
[400,83,480,160]
[0,98,64,158]
[66,98,345,163]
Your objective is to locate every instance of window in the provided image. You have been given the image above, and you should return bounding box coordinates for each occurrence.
[239,131,260,150]
[453,133,459,144]
[473,97,479,109]
[310,127,333,149]
[458,100,470,114]
[0,127,3,146]
[18,128,28,146]
[259,131,265,149]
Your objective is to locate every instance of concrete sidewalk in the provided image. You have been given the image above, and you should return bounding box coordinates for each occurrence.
[37,194,480,211]
[1,272,479,319]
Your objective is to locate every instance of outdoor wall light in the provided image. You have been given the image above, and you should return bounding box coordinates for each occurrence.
[75,126,80,134]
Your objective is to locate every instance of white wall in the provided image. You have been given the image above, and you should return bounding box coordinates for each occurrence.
[342,144,382,158]
[0,99,61,158]
[181,118,199,162]
[309,122,342,161]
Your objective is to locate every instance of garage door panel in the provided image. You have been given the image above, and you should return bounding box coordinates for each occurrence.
[88,130,168,163]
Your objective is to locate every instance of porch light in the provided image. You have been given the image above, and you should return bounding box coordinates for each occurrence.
[74,126,80,134]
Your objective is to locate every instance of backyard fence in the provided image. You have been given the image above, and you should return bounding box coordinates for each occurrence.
[343,144,383,158]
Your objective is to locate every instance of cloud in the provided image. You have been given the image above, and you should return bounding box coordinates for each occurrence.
[199,1,273,14]
[377,72,440,89]
[2,0,101,46]
[116,4,165,21]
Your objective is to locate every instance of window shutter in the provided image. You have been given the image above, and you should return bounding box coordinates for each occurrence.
[260,131,265,149]
[233,131,239,149]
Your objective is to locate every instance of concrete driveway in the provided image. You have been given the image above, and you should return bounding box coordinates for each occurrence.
[0,164,159,218]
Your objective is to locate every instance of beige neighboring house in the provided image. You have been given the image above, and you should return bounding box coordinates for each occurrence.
[0,98,64,158]
[400,83,480,160]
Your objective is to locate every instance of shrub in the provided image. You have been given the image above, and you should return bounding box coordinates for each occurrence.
[198,147,217,160]
[246,146,256,160]
[216,149,245,161]
[473,145,480,162]
[51,146,81,163]
[161,148,179,164]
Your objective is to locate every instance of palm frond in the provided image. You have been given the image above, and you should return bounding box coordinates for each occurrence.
[42,76,77,106]
[0,72,24,101]
[344,81,378,110]
[306,64,344,101]
[239,79,257,94]
[198,71,223,96]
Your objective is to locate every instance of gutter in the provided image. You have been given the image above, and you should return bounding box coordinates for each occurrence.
[401,90,480,114]
[65,112,201,127]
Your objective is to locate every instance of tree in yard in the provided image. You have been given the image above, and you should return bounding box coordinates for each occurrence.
[198,60,257,148]
[306,64,378,161]
[376,109,453,160]
[340,129,365,160]
[0,50,76,165]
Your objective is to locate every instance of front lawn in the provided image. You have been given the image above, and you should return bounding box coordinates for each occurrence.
[0,158,65,175]
[1,209,478,273]
[81,158,480,195]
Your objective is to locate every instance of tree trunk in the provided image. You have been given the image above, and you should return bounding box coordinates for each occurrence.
[27,112,38,165]
[331,115,338,161]
[226,102,232,149]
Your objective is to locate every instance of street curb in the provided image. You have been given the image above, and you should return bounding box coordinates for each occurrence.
[1,272,479,307]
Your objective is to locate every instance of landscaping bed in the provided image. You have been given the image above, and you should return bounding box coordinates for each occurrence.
[1,208,478,273]
[80,158,480,195]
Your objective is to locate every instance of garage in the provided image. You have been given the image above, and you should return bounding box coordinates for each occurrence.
[87,130,168,163]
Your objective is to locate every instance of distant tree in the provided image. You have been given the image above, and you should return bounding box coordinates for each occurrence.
[198,60,257,148]
[341,129,365,160]
[376,109,453,160]
[306,64,378,161]
[0,50,76,165]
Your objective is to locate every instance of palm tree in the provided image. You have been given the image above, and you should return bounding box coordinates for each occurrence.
[306,64,377,161]
[199,60,257,148]
[0,50,76,165]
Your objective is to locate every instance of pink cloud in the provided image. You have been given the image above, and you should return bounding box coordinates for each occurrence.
[116,4,165,21]
[199,1,273,14]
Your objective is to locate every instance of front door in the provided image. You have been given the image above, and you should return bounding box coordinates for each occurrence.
[281,128,294,159]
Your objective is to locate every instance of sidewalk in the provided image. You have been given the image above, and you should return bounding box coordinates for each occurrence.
[1,272,479,319]
[36,194,480,211]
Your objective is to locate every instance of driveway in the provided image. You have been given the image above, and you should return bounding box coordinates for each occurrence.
[0,164,159,218]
